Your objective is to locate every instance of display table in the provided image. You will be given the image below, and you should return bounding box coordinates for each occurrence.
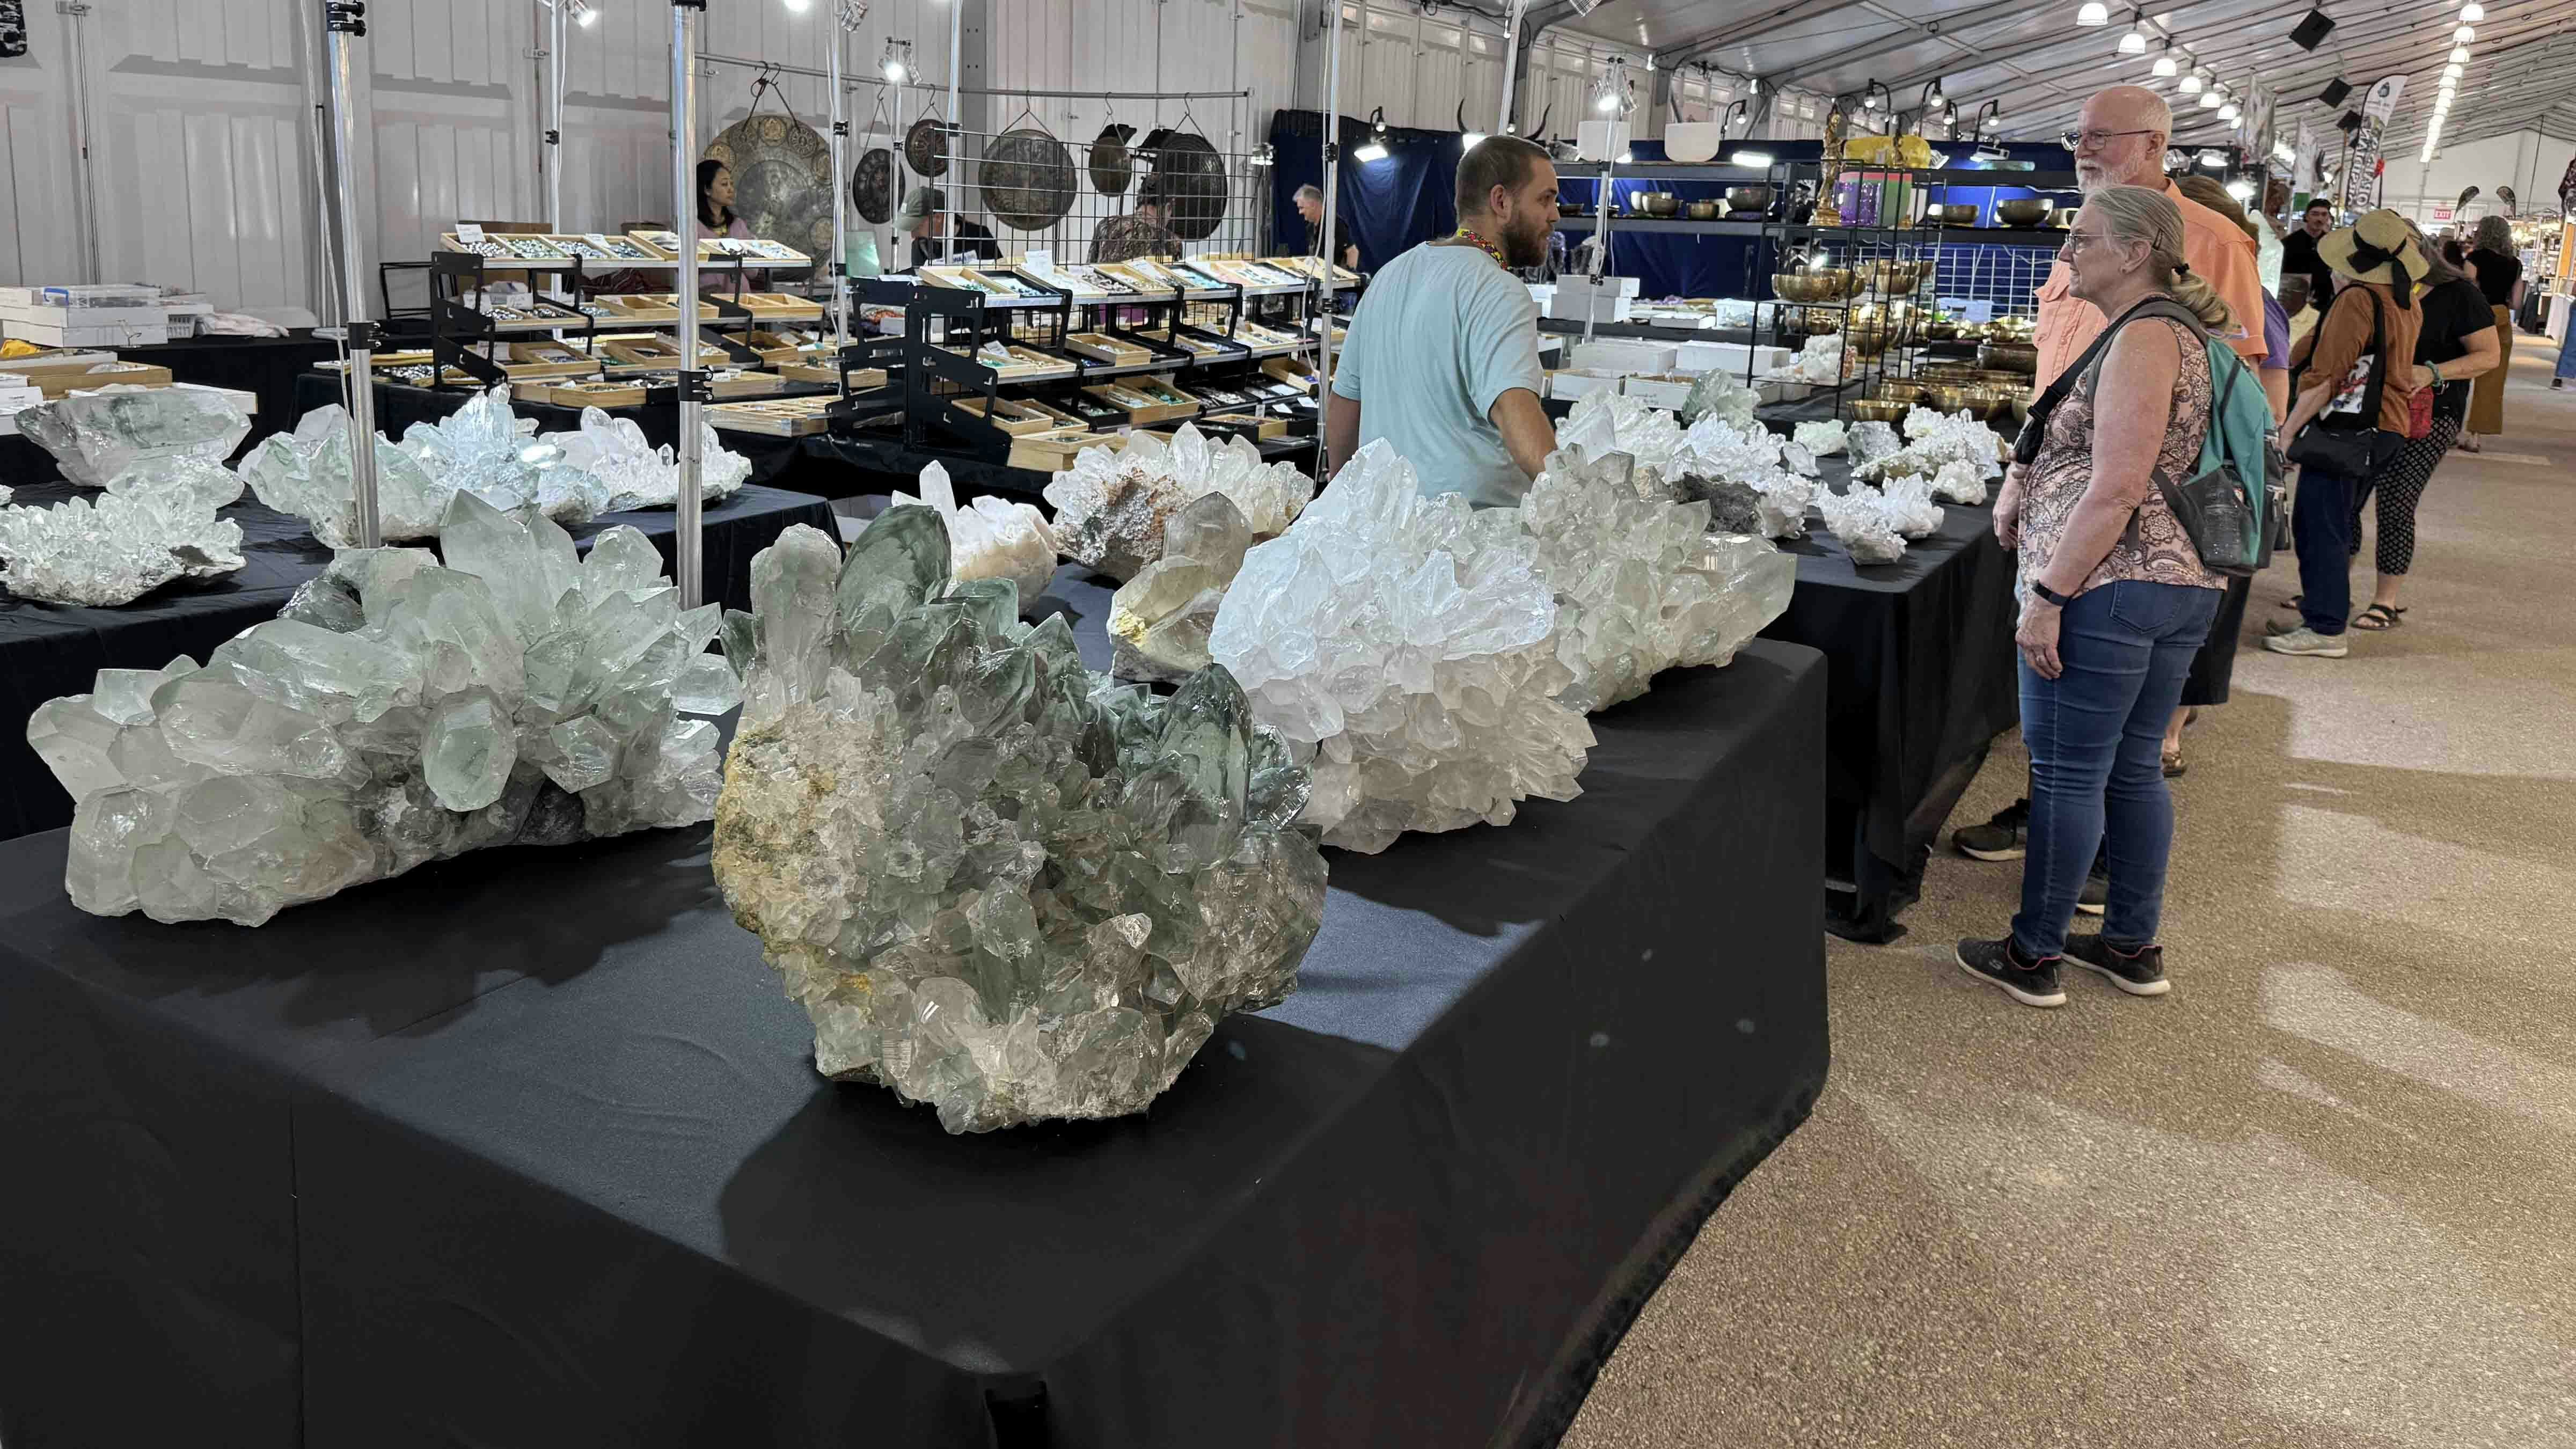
[0,573,1828,1448]
[1760,466,2019,941]
[127,330,341,437]
[0,480,835,842]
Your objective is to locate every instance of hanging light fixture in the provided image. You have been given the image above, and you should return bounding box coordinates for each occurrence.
[2443,62,2464,79]
[2453,24,2475,41]
[2152,41,2179,78]
[2198,88,2222,108]
[567,0,598,26]
[2461,2,2484,20]
[2450,44,2470,62]
[2218,101,2240,121]
[2179,70,2204,94]
[2076,1,2111,24]
[2119,10,2148,54]
[1356,107,1390,163]
[1863,79,1892,111]
[880,37,909,84]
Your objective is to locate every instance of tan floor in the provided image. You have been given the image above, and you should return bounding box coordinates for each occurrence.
[1566,345,2576,1449]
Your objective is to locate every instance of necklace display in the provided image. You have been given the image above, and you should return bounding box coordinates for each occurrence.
[1454,227,1507,268]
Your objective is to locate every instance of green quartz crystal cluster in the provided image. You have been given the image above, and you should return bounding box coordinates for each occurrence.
[711,508,1328,1133]
[29,491,739,925]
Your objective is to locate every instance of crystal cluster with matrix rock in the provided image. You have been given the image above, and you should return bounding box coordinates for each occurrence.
[710,508,1327,1133]
[1044,423,1312,581]
[29,492,738,925]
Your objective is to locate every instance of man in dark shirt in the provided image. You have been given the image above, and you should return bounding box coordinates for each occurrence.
[1089,174,1182,264]
[898,186,999,269]
[2279,199,2338,313]
[1293,184,1358,270]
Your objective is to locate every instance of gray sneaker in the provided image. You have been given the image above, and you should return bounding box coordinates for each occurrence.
[2264,626,2348,658]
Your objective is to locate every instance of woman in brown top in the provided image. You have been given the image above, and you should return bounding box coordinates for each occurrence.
[1961,186,2229,1008]
[2266,209,2424,658]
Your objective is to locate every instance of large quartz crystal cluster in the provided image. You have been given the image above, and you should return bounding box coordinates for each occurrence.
[1108,492,1254,685]
[1853,406,2003,505]
[1666,417,1819,539]
[1557,391,1687,492]
[710,509,1327,1133]
[245,391,613,544]
[15,385,250,489]
[1521,445,1795,712]
[1044,423,1312,580]
[883,461,1059,603]
[0,488,246,605]
[1793,420,1848,457]
[543,406,750,513]
[1208,440,1591,853]
[28,492,737,925]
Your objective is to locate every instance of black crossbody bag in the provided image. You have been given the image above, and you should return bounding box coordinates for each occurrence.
[2284,288,2405,477]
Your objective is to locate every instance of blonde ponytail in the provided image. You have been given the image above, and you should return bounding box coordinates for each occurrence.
[2089,183,2235,335]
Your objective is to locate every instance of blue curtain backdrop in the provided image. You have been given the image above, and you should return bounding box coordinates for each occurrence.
[1264,115,2074,299]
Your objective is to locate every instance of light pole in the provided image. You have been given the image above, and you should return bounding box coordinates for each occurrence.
[322,1,380,547]
[670,0,705,608]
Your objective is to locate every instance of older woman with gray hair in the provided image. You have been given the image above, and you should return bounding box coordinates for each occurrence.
[2461,214,2523,451]
[1963,185,2230,1007]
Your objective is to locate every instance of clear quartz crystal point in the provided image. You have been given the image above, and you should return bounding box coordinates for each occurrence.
[1522,444,1795,712]
[1043,422,1313,581]
[1108,491,1254,686]
[882,460,1059,603]
[1207,439,1592,853]
[712,510,1327,1133]
[30,491,739,925]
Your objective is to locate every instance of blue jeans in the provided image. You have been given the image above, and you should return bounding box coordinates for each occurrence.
[2292,457,2365,635]
[2013,580,2222,959]
[2556,319,2576,382]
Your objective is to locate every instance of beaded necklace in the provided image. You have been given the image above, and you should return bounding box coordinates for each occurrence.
[1453,227,1508,268]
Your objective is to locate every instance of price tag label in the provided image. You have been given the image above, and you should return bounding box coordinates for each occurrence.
[1026,249,1053,269]
[586,233,612,247]
[457,222,486,243]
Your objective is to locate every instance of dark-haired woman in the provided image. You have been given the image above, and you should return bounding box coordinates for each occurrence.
[698,158,767,290]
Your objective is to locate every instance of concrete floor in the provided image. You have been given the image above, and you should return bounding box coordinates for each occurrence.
[1565,345,2576,1449]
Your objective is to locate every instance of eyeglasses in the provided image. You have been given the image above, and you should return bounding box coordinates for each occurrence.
[2060,230,2113,255]
[2060,127,2160,151]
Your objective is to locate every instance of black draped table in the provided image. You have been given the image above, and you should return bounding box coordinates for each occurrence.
[0,566,1828,1448]
[1758,467,2019,941]
[127,331,341,437]
[0,480,835,842]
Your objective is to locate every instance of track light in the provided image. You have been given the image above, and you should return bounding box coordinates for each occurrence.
[2076,1,2110,24]
[880,38,909,84]
[1353,141,1388,162]
[566,0,597,26]
[2152,41,2178,77]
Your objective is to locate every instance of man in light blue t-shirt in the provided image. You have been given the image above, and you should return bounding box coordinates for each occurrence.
[1326,135,1560,507]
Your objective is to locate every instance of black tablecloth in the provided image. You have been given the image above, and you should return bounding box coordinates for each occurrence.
[0,572,1828,1448]
[128,331,340,439]
[1760,467,2019,941]
[0,481,834,842]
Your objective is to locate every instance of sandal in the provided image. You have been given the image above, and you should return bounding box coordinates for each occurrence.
[2162,749,2186,778]
[2354,604,2402,631]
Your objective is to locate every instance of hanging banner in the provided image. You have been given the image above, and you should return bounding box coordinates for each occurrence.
[2342,76,2403,212]
[2362,74,2406,123]
[2244,87,2275,163]
[0,1,26,60]
[2293,119,2319,195]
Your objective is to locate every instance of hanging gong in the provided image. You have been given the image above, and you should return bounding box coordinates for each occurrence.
[983,127,1078,232]
[702,113,833,261]
[1088,122,1137,197]
[853,147,895,224]
[1141,128,1228,241]
[905,116,953,178]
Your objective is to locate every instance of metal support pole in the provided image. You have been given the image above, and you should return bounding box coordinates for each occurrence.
[1584,160,1611,346]
[1498,0,1525,134]
[323,1,380,548]
[546,0,567,230]
[826,4,850,345]
[947,0,962,148]
[889,76,903,268]
[1315,0,1344,479]
[671,0,705,609]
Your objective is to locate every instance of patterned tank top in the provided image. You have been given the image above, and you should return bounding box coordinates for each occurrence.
[2021,309,2227,595]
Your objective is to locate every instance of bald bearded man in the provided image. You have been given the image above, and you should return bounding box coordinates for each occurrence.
[2032,86,2265,387]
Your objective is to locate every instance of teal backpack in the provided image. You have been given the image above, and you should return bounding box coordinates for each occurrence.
[2015,297,2285,577]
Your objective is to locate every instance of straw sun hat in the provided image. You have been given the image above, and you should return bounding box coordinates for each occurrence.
[2319,208,2427,300]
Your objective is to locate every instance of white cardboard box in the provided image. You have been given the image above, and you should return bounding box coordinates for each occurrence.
[1620,374,1696,409]
[1675,341,1791,375]
[1546,368,1623,400]
[3,318,171,348]
[1547,274,1642,324]
[1568,339,1679,375]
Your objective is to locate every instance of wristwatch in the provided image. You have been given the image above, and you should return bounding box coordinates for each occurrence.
[2030,580,2079,608]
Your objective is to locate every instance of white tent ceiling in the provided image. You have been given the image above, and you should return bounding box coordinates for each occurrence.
[1541,0,2576,158]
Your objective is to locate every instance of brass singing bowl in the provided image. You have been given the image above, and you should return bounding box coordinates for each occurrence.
[1994,197,2053,226]
[1848,398,1912,423]
[1979,340,2040,375]
[1923,383,1995,415]
[1773,270,1853,303]
[1870,380,1927,404]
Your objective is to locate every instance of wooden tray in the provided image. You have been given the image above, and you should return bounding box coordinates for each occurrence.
[780,362,888,388]
[514,379,649,408]
[1007,428,1125,471]
[1065,332,1153,367]
[503,342,598,379]
[707,370,789,399]
[1082,380,1197,426]
[738,292,826,320]
[707,396,835,437]
[0,360,174,398]
[1196,411,1290,441]
[1262,355,1320,389]
[954,395,1063,436]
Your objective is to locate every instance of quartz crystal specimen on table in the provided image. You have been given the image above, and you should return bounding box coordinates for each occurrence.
[1108,491,1254,685]
[396,386,611,526]
[1044,423,1313,581]
[0,487,245,605]
[239,404,452,545]
[1929,458,1990,506]
[1558,391,1687,494]
[883,460,1059,603]
[1846,420,1903,467]
[1856,409,2003,507]
[1208,439,1591,854]
[709,508,1327,1133]
[1793,420,1848,457]
[14,385,251,488]
[1521,445,1794,712]
[1666,417,1818,539]
[1679,368,1760,430]
[1817,482,1911,564]
[28,491,736,925]
[541,405,750,513]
